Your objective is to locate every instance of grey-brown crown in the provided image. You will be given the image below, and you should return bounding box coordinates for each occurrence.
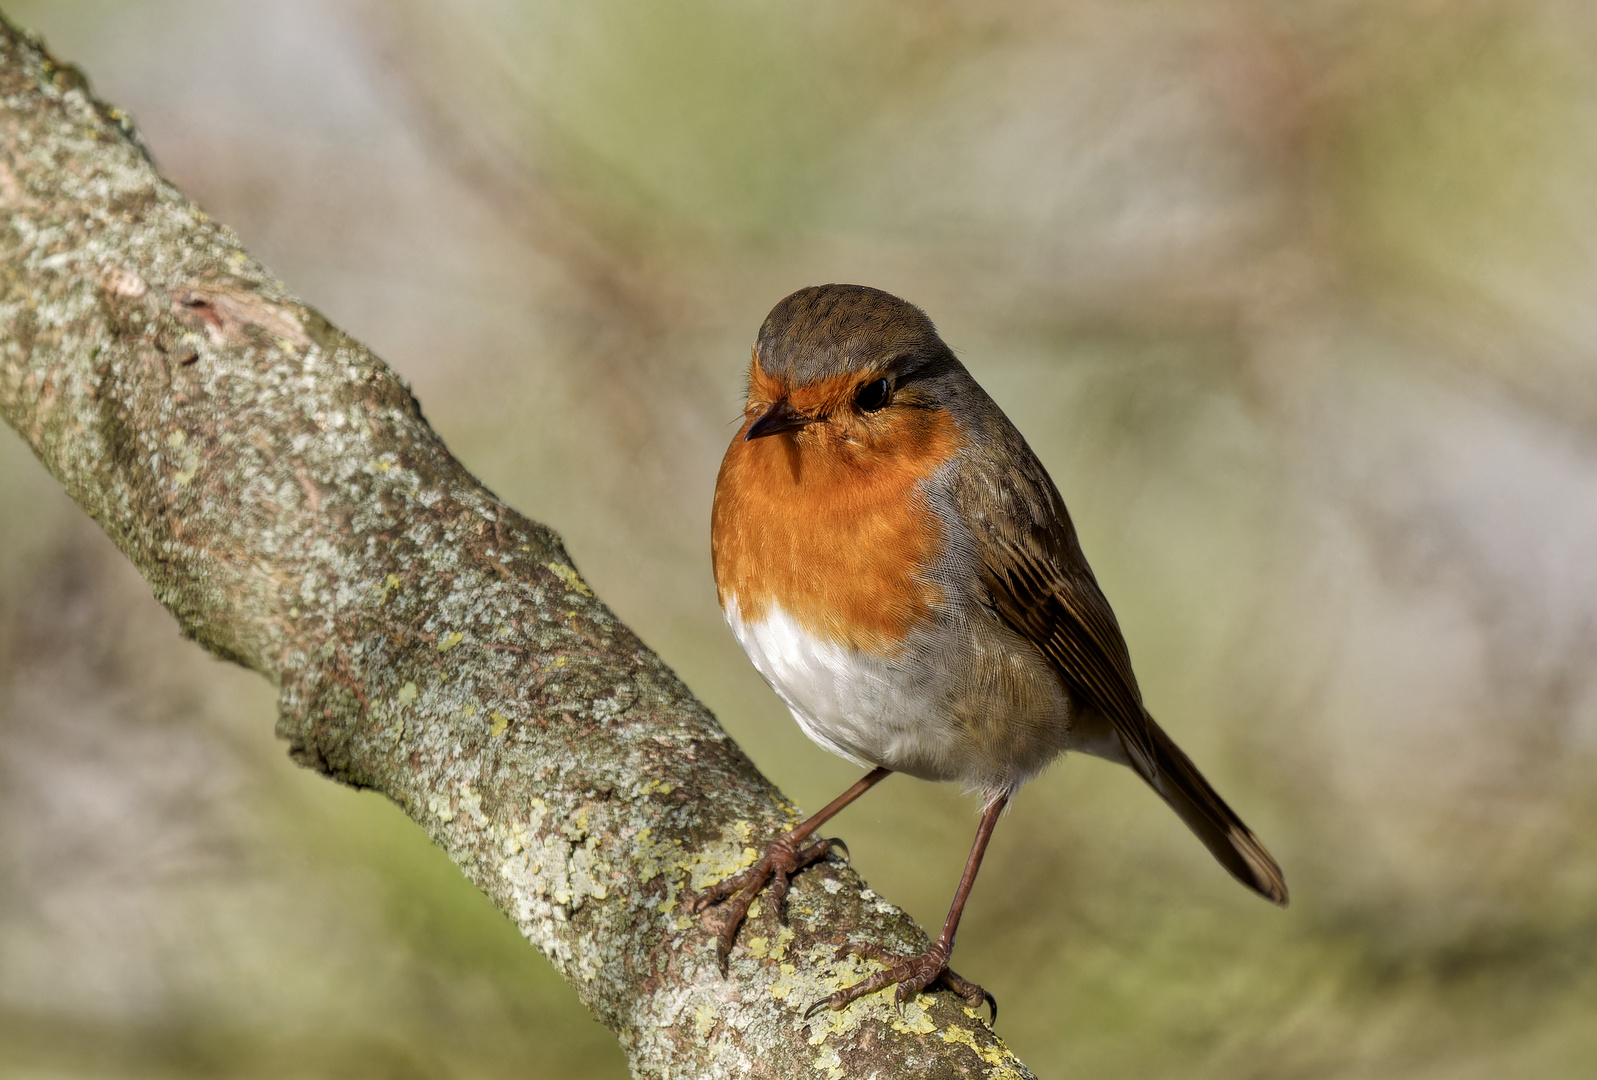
[755,284,954,386]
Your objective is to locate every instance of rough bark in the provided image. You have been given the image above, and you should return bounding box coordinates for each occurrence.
[0,15,1035,1079]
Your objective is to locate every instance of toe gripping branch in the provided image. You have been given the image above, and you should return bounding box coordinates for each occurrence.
[692,831,848,969]
[692,767,890,969]
[801,939,998,1025]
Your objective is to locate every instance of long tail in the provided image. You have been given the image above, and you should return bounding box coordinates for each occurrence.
[1130,714,1289,906]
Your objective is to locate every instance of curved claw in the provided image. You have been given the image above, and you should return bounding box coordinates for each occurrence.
[935,965,997,1026]
[824,836,850,864]
[802,996,832,1022]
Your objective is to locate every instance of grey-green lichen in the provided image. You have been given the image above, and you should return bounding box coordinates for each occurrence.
[0,14,1035,1079]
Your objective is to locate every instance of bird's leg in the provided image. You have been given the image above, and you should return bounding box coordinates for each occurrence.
[805,792,1008,1024]
[694,767,890,968]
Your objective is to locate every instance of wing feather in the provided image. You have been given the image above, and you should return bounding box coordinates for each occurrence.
[971,479,1288,905]
[980,531,1160,777]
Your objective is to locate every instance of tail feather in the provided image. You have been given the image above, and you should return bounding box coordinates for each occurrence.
[1128,715,1289,907]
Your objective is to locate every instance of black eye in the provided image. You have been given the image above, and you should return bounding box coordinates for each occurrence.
[854,378,891,412]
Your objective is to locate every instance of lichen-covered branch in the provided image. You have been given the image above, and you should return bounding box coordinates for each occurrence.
[0,15,1032,1079]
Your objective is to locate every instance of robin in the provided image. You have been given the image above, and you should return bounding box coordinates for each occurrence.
[698,284,1287,1020]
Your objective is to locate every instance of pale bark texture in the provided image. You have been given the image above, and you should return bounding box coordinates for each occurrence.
[0,14,1035,1079]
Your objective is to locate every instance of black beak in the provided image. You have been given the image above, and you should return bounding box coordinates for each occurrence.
[744,398,813,441]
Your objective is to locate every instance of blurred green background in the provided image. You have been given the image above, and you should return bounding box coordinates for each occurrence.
[5,1,1597,1076]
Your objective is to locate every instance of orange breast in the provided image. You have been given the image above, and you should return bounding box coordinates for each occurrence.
[711,396,963,657]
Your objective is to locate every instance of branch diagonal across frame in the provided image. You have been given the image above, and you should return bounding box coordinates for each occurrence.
[0,15,1034,1079]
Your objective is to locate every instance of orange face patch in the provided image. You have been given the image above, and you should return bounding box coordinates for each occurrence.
[712,357,963,656]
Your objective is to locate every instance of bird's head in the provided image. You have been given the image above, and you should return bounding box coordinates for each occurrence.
[740,284,963,459]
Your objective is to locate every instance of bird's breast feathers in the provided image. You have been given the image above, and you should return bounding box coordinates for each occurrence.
[711,408,970,776]
[710,403,962,656]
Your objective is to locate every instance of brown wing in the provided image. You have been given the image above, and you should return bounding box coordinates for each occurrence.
[977,493,1289,906]
[979,528,1160,777]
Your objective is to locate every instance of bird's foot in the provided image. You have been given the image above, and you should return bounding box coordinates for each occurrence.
[803,940,997,1024]
[692,831,844,969]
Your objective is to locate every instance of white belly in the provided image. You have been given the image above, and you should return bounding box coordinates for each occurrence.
[724,597,938,774]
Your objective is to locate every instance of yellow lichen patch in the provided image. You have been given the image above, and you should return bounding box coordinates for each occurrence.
[173,444,201,486]
[437,631,464,652]
[770,962,800,1000]
[397,682,418,703]
[545,561,594,596]
[889,996,937,1036]
[805,1002,862,1047]
[629,826,697,921]
[375,573,401,604]
[489,712,510,737]
[769,924,795,961]
[166,429,185,447]
[687,820,759,892]
[692,1003,716,1040]
[630,827,675,881]
[747,936,769,958]
[812,1045,845,1079]
[938,1024,1029,1079]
